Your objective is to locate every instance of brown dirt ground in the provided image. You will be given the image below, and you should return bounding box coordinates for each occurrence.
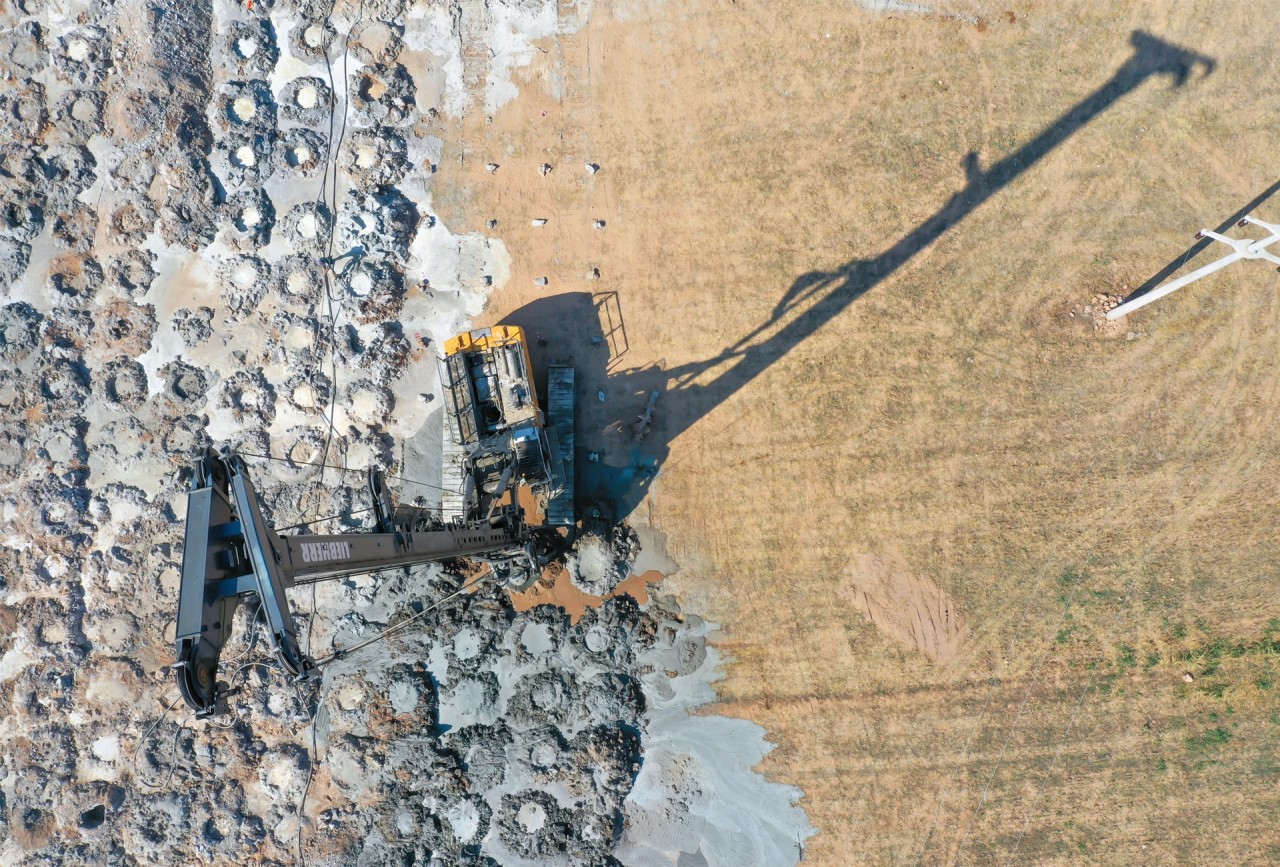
[432,1,1280,863]
[843,549,968,663]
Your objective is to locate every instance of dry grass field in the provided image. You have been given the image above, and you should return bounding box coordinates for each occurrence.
[431,1,1280,862]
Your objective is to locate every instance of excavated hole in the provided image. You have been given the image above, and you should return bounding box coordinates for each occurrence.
[342,434,386,470]
[355,146,377,169]
[288,145,313,168]
[517,802,546,833]
[288,438,322,467]
[352,21,399,63]
[348,389,384,422]
[296,213,317,239]
[286,270,311,296]
[531,681,561,711]
[230,261,257,288]
[110,371,145,404]
[67,39,90,62]
[522,623,555,654]
[71,97,97,123]
[296,86,318,109]
[335,681,365,711]
[359,74,387,102]
[283,322,314,351]
[79,805,106,829]
[530,742,557,768]
[304,24,326,47]
[454,627,482,660]
[232,145,257,168]
[236,37,258,59]
[171,372,203,402]
[291,383,317,408]
[238,207,261,230]
[348,271,373,297]
[231,97,256,122]
[43,431,76,464]
[584,627,608,653]
[394,810,416,837]
[0,435,24,469]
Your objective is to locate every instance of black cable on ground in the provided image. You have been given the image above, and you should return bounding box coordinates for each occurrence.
[296,6,366,863]
[132,695,190,790]
[314,571,490,667]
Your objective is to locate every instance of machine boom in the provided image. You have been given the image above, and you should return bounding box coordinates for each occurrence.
[174,449,539,716]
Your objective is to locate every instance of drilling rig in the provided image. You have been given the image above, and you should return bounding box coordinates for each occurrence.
[172,326,574,717]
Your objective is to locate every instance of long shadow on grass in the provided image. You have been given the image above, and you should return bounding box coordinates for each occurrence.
[503,31,1215,520]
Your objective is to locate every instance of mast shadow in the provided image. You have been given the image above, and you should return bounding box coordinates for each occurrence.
[501,31,1215,521]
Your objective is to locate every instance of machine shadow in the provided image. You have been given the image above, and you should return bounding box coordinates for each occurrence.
[498,292,670,522]
[503,31,1214,523]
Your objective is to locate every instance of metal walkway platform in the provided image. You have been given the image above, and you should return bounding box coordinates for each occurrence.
[545,365,575,527]
[440,415,467,522]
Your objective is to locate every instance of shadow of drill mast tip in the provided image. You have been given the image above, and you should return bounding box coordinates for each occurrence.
[505,31,1215,522]
[764,31,1215,325]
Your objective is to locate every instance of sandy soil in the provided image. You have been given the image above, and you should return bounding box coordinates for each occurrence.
[436,0,1280,863]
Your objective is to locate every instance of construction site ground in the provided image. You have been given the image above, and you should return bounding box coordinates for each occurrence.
[431,1,1280,863]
